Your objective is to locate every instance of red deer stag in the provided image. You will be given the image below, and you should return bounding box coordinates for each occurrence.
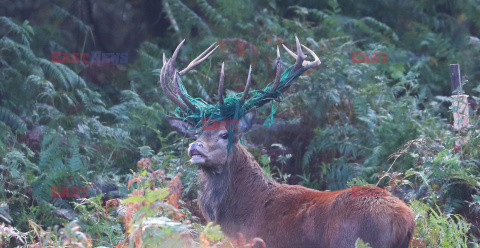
[160,36,415,248]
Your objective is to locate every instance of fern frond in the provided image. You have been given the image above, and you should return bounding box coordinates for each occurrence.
[360,17,399,41]
[0,106,26,132]
[36,58,68,89]
[0,37,36,61]
[76,88,107,114]
[67,137,83,173]
[167,0,212,35]
[197,0,229,26]
[0,17,33,46]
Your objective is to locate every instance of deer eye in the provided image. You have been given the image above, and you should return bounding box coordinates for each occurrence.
[192,132,199,139]
[220,133,228,139]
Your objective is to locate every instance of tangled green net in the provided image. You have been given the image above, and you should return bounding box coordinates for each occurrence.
[174,65,308,129]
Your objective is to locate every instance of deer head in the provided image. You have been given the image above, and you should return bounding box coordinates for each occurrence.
[161,35,320,171]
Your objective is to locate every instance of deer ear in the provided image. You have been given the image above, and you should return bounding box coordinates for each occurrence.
[165,116,197,138]
[236,109,256,134]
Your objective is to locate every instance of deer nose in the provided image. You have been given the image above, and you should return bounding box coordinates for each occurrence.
[191,142,203,150]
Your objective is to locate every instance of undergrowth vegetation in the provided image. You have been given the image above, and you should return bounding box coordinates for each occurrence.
[1,0,480,247]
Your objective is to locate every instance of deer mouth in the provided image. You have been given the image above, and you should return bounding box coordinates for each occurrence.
[189,148,207,164]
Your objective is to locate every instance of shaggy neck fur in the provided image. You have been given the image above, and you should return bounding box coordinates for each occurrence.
[198,143,276,236]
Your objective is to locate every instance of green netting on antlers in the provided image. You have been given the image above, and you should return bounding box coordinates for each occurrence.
[173,65,308,129]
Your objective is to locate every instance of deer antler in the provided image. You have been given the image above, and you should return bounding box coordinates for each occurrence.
[282,34,321,71]
[218,62,225,104]
[160,40,218,111]
[240,65,253,104]
[246,35,320,109]
[271,46,282,91]
[160,36,320,126]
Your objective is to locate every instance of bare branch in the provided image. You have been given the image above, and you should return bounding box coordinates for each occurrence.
[162,0,181,38]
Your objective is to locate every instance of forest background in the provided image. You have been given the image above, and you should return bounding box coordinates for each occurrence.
[1,0,480,247]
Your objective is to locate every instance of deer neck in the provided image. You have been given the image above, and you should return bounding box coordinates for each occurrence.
[199,143,275,225]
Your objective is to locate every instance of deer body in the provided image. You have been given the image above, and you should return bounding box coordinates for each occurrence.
[160,36,414,248]
[197,143,414,248]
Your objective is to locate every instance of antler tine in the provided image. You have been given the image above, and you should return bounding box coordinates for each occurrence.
[179,42,219,76]
[218,62,225,104]
[159,58,188,110]
[293,35,307,71]
[171,71,197,111]
[160,39,199,111]
[271,46,282,91]
[164,40,220,112]
[174,42,219,111]
[300,44,321,67]
[240,65,253,104]
[168,39,186,76]
[281,35,321,70]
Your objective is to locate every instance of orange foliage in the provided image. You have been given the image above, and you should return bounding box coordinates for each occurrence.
[200,232,266,248]
[167,173,182,209]
[105,198,120,215]
[218,38,259,66]
[127,176,144,189]
[136,158,152,171]
[410,237,426,248]
[118,158,269,247]
[115,159,189,247]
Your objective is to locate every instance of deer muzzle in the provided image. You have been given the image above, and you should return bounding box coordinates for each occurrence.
[188,142,207,164]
